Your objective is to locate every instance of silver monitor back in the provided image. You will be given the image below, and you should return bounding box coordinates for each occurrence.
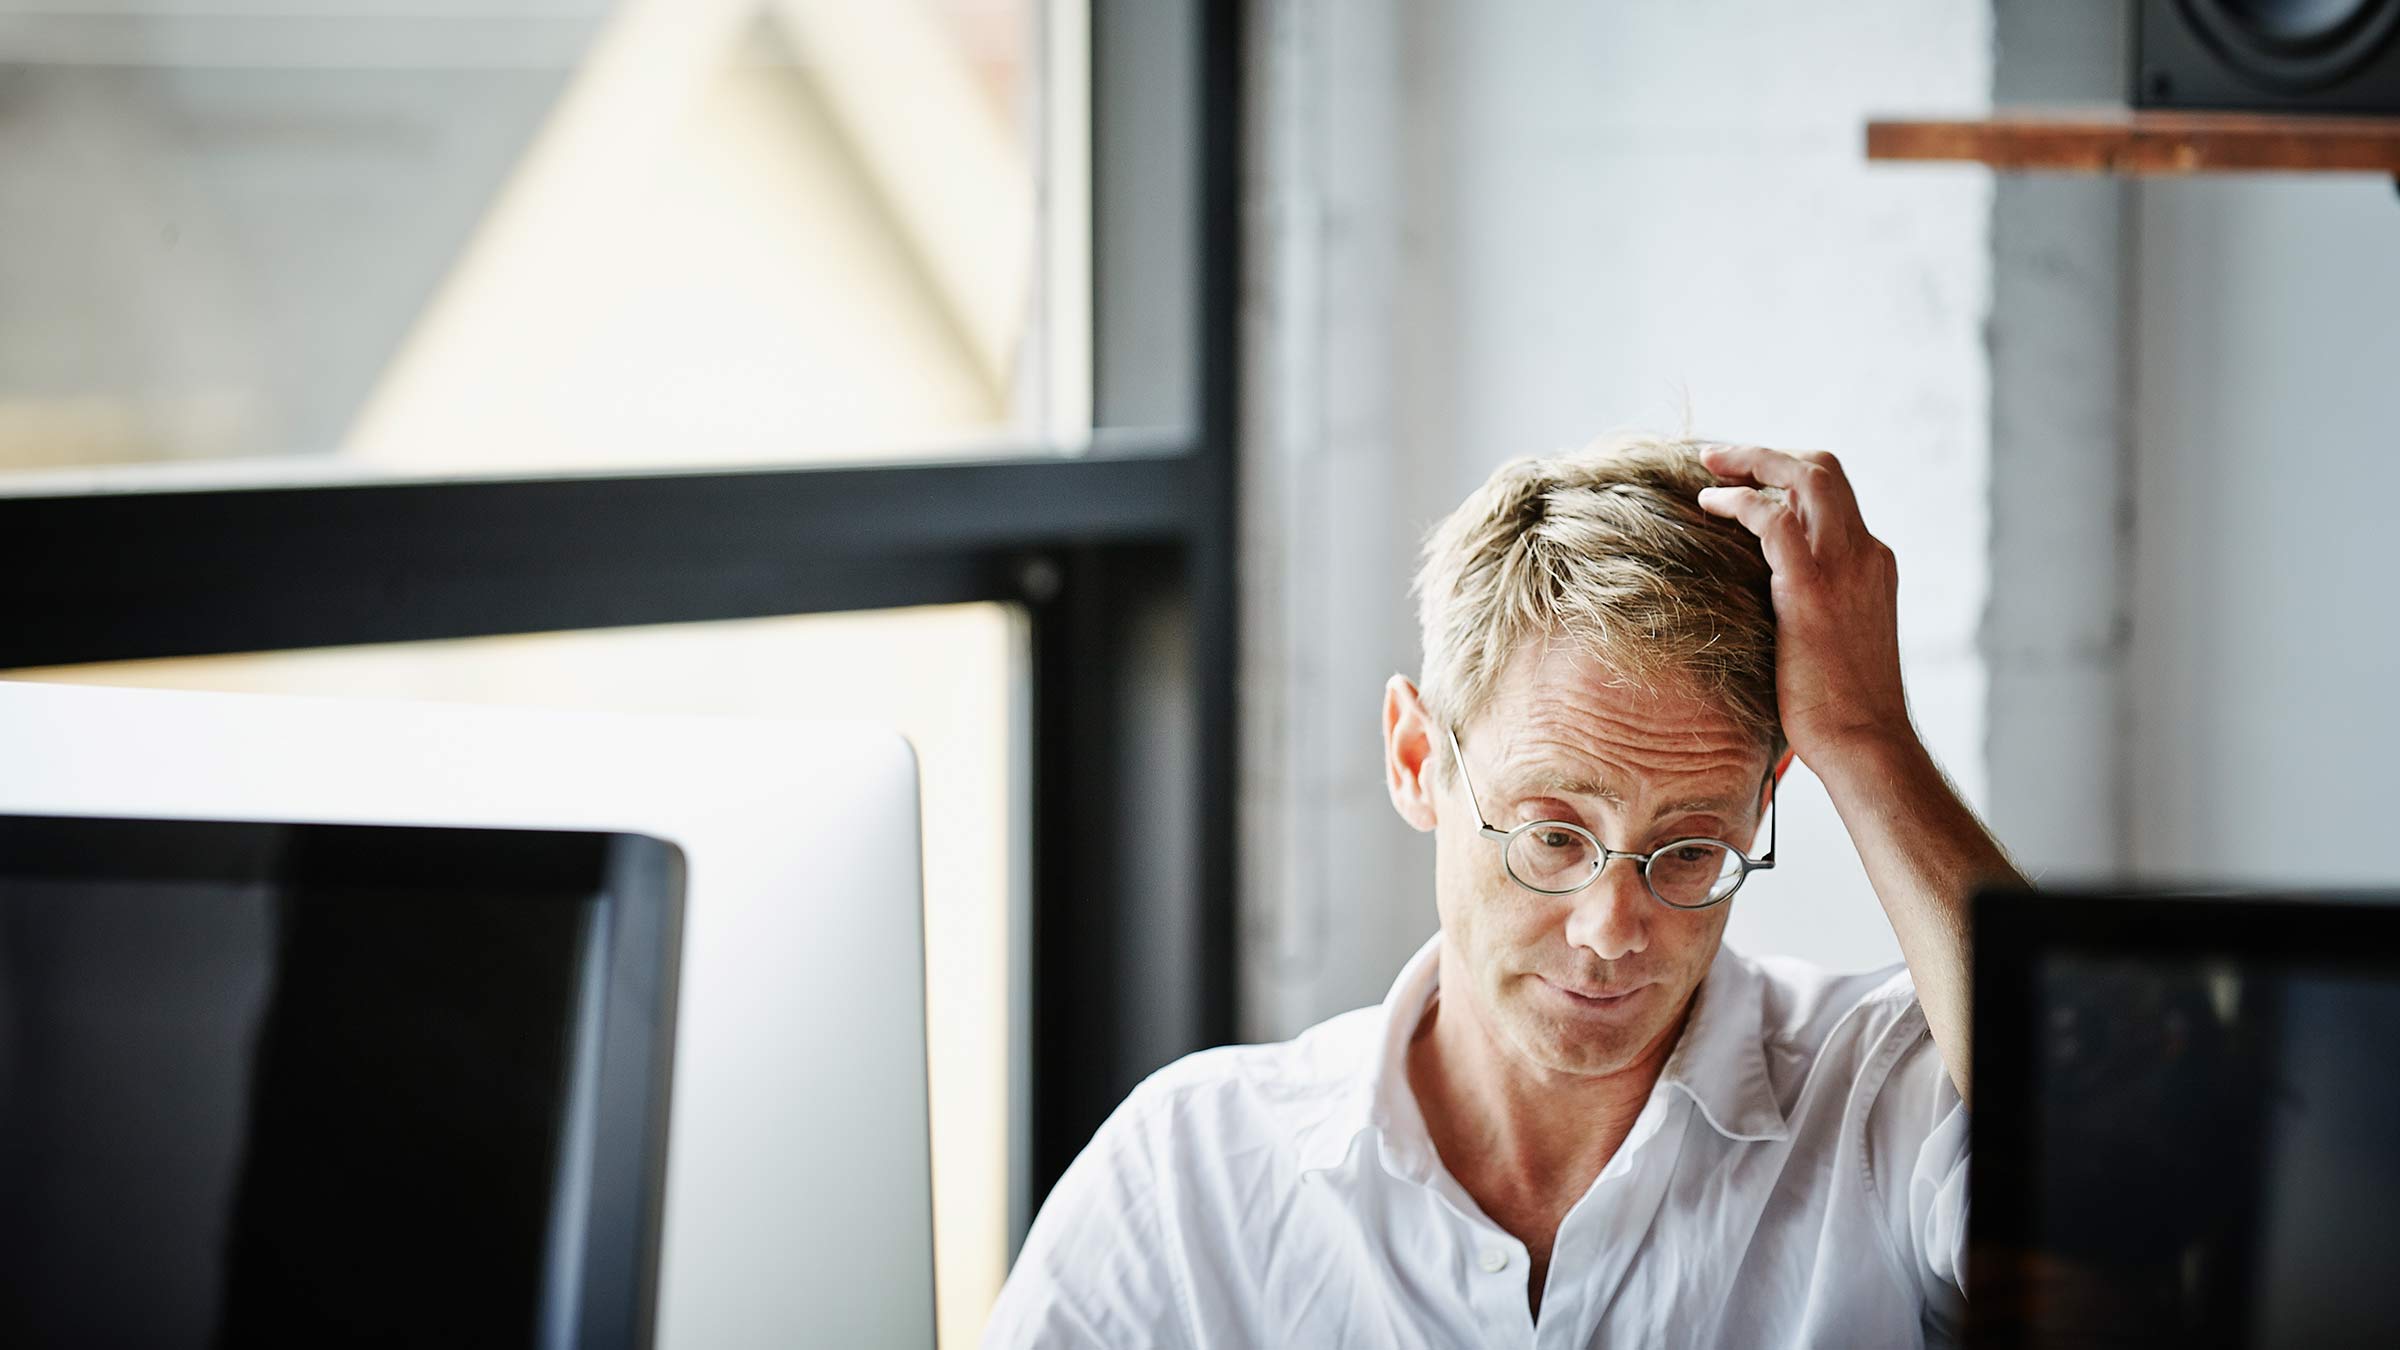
[0,680,934,1349]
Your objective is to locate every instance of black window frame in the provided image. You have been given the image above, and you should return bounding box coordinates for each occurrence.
[0,0,1239,1240]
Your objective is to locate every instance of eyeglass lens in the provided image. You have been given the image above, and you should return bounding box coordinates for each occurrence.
[1501,826,1745,906]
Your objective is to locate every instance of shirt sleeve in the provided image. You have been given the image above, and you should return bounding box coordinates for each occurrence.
[1868,1014,1970,1322]
[982,1086,1199,1350]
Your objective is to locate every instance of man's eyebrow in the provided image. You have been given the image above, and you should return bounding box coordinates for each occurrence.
[1521,773,1743,820]
[1660,794,1743,819]
[1524,772,1622,803]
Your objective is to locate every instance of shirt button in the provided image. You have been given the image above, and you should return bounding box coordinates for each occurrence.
[1477,1248,1509,1274]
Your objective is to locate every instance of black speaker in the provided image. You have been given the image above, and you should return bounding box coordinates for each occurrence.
[2134,0,2400,112]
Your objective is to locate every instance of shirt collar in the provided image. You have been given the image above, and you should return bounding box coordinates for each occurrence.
[1293,932,1443,1177]
[1294,932,1789,1177]
[1657,942,1792,1142]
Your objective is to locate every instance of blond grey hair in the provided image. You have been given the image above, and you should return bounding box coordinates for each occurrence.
[1412,433,1782,765]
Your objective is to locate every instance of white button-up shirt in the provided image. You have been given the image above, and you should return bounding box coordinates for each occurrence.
[986,934,1969,1348]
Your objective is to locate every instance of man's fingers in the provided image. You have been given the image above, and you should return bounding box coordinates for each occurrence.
[1697,485,1815,578]
[1701,444,1858,504]
[1701,443,1865,553]
[1698,443,1816,491]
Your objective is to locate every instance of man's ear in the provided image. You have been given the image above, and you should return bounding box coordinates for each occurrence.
[1384,675,1441,833]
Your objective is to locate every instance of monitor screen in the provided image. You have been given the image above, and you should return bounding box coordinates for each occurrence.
[0,815,682,1350]
[1971,892,2400,1349]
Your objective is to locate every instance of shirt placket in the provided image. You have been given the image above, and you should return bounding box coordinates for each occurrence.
[1535,1092,1693,1349]
[1425,1181,1539,1348]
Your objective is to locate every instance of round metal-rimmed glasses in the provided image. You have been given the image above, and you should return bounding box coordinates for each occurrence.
[1444,726,1777,910]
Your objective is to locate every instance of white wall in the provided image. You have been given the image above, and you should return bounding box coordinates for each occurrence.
[1242,0,1998,1040]
[2126,176,2400,887]
[1981,0,2134,884]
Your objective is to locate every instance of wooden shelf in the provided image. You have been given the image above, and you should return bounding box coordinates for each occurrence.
[1866,107,2400,175]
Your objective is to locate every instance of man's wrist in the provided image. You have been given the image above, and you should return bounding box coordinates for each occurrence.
[1799,725,1933,804]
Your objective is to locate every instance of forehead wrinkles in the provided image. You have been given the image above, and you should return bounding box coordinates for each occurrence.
[1486,685,1759,800]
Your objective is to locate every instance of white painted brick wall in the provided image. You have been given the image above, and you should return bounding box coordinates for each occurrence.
[1982,0,2135,883]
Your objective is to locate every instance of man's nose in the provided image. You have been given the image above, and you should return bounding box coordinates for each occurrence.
[1563,856,1650,960]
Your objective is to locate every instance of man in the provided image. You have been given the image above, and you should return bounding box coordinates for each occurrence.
[985,436,2015,1347]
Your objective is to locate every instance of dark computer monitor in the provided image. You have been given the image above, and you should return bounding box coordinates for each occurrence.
[1970,888,2400,1349]
[0,814,683,1350]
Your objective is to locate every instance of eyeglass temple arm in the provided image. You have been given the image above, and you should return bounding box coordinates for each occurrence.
[1754,764,1778,868]
[1445,726,1503,836]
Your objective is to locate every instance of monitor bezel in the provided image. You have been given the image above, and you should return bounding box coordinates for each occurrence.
[0,812,684,1350]
[1969,886,2400,1348]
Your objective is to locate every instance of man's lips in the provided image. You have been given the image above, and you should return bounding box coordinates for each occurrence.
[1538,975,1649,1007]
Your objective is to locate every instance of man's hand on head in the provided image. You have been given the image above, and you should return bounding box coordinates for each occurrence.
[1694,444,1912,770]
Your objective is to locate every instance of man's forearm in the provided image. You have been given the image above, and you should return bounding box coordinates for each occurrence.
[1809,731,2023,1105]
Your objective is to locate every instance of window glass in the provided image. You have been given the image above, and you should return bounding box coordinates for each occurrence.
[6,602,1025,1348]
[0,0,1089,485]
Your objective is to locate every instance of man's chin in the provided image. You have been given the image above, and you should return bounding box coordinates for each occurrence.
[1501,1004,1651,1077]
